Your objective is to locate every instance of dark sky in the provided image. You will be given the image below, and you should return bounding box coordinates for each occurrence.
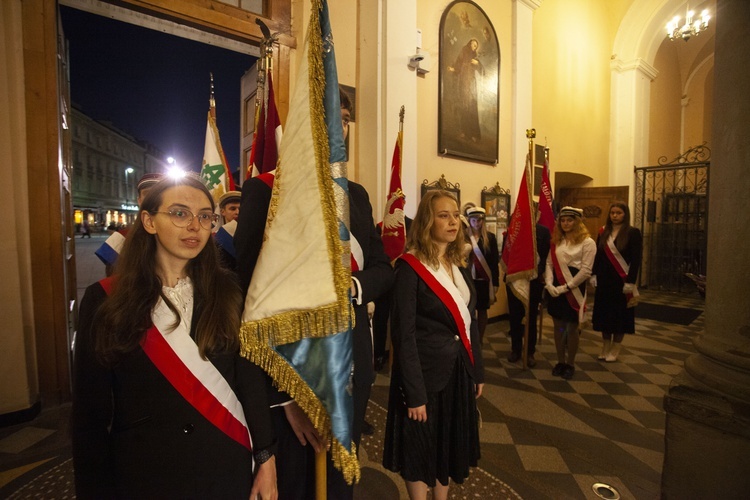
[60,6,257,174]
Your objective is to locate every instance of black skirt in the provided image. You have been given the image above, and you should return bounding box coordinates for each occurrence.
[547,267,584,323]
[473,279,491,310]
[382,356,481,487]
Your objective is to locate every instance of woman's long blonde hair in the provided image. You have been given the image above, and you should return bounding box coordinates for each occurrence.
[552,213,590,245]
[406,190,467,268]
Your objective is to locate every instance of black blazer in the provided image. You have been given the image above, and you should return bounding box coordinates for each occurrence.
[71,282,274,499]
[390,260,484,408]
[234,178,393,401]
[349,181,395,387]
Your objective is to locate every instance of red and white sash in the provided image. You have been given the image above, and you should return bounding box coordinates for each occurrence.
[399,253,474,365]
[469,235,495,305]
[350,233,363,272]
[99,278,253,454]
[601,227,639,307]
[550,244,587,324]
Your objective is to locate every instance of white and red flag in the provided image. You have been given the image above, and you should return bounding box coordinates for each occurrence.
[381,109,406,261]
[501,153,538,302]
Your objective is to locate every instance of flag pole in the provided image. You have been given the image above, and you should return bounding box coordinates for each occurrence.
[537,146,550,345]
[522,129,536,370]
[316,451,327,500]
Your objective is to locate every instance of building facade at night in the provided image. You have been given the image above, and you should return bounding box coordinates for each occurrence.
[71,105,168,231]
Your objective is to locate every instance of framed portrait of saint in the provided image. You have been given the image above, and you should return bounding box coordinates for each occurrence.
[481,183,510,245]
[438,0,500,164]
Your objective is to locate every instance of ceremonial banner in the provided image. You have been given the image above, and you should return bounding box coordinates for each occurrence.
[501,153,537,302]
[201,110,235,203]
[381,120,406,261]
[239,0,359,484]
[247,72,282,179]
[538,155,555,234]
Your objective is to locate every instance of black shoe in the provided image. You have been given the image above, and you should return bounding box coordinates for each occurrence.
[507,351,521,363]
[527,355,537,368]
[552,362,565,377]
[561,364,575,380]
[361,420,374,436]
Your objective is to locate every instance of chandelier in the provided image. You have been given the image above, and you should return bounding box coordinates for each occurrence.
[666,7,710,41]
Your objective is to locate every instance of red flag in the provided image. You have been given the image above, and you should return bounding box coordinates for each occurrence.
[501,153,537,302]
[538,154,555,234]
[247,72,282,179]
[381,128,406,261]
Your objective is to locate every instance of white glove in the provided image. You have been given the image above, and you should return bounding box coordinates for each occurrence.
[590,275,597,287]
[623,283,635,294]
[545,284,560,297]
[555,284,568,295]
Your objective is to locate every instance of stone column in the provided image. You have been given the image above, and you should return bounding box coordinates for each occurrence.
[661,0,750,497]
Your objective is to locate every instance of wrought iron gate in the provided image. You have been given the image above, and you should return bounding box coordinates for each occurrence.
[634,144,709,293]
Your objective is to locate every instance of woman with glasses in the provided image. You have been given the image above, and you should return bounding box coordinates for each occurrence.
[383,190,484,500]
[71,174,277,499]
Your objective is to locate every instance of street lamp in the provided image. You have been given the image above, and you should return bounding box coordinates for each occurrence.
[125,167,134,225]
[166,157,185,179]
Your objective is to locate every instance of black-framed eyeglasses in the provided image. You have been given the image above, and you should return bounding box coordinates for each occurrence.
[153,209,219,230]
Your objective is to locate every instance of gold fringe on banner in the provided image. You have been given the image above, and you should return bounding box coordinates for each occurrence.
[239,302,353,347]
[239,333,361,485]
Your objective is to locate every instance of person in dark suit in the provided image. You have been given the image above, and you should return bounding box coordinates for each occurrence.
[383,190,484,500]
[504,221,551,367]
[71,174,277,499]
[372,216,413,372]
[233,88,393,499]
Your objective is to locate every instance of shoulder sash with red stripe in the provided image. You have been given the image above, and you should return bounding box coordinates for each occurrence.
[399,254,474,365]
[550,243,582,313]
[600,227,637,305]
[97,278,252,452]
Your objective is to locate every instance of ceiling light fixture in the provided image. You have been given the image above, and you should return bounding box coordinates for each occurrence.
[666,6,710,41]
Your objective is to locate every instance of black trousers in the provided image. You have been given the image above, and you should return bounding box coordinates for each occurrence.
[507,280,544,355]
[272,380,370,500]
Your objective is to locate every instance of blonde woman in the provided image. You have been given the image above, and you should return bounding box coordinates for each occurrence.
[544,206,596,380]
[464,205,499,343]
[383,190,484,500]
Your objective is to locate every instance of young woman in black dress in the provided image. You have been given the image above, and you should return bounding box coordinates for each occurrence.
[383,190,484,500]
[72,174,277,499]
[592,202,643,361]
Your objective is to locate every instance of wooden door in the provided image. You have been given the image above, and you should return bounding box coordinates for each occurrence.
[557,186,629,239]
[59,12,78,392]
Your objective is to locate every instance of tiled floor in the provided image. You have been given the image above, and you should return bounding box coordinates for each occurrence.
[0,286,704,499]
[359,288,704,499]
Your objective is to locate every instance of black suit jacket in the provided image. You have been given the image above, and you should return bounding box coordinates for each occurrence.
[390,260,484,408]
[71,282,274,499]
[234,177,393,400]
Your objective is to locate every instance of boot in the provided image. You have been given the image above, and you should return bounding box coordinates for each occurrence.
[598,339,611,360]
[605,342,622,362]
